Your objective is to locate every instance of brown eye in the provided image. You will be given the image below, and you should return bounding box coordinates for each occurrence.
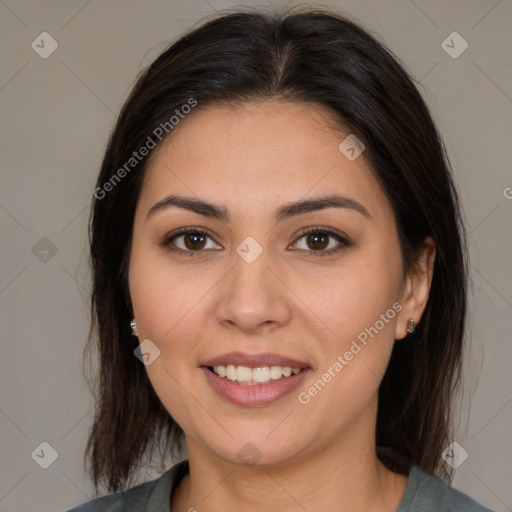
[305,232,329,251]
[183,232,207,250]
[292,228,351,256]
[162,228,222,253]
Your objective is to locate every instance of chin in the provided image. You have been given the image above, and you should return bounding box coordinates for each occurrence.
[198,429,308,470]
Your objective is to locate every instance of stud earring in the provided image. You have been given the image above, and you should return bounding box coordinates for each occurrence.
[406,318,416,334]
[130,318,138,337]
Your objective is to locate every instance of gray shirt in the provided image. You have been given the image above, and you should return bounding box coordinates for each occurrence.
[66,459,494,511]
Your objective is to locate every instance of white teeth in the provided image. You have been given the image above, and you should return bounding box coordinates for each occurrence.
[253,367,271,383]
[236,365,253,382]
[226,364,236,381]
[270,366,283,380]
[282,367,292,377]
[212,364,303,385]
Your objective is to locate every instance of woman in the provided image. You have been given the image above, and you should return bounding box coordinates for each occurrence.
[67,7,493,512]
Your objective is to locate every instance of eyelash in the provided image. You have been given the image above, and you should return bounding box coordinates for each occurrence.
[161,226,351,257]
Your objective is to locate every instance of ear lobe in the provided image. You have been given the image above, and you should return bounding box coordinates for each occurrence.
[395,236,436,340]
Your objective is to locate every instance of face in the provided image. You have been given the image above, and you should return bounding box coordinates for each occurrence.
[128,100,415,468]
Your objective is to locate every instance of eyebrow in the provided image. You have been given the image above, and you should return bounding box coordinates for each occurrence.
[146,194,371,222]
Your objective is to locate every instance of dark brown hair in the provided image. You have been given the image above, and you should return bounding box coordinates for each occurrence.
[84,6,468,493]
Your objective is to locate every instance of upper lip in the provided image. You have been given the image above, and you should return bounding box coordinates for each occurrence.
[201,352,310,369]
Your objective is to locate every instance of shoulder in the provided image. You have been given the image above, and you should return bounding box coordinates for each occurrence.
[399,465,495,512]
[65,478,159,512]
[65,476,164,512]
[65,460,189,512]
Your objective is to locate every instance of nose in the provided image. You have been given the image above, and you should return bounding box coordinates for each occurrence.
[215,247,292,334]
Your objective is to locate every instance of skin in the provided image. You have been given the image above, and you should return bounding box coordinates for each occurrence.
[128,100,436,512]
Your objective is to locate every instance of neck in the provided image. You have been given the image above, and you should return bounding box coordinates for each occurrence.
[171,424,408,512]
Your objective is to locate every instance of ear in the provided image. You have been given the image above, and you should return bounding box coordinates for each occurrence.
[395,236,436,340]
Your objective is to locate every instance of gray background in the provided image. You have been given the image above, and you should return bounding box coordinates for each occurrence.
[0,0,511,511]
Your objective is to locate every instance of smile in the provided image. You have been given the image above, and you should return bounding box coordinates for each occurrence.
[209,364,303,385]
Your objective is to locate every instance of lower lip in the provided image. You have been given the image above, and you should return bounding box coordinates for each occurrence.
[201,367,311,406]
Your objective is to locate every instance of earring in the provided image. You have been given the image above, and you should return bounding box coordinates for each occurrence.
[130,318,138,337]
[406,318,416,334]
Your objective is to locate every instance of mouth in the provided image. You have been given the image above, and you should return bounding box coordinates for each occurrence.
[200,352,311,406]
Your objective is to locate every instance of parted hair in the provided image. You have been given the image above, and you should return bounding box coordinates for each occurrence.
[84,6,468,493]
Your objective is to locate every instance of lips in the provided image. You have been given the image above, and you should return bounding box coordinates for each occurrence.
[201,351,310,369]
[200,351,312,406]
[201,366,311,406]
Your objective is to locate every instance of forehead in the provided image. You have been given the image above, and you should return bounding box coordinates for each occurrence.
[138,100,394,223]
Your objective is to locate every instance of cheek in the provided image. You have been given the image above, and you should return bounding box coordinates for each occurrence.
[299,290,398,424]
[130,263,201,344]
[129,248,220,371]
[128,256,210,426]
[296,248,401,396]
[294,251,401,343]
